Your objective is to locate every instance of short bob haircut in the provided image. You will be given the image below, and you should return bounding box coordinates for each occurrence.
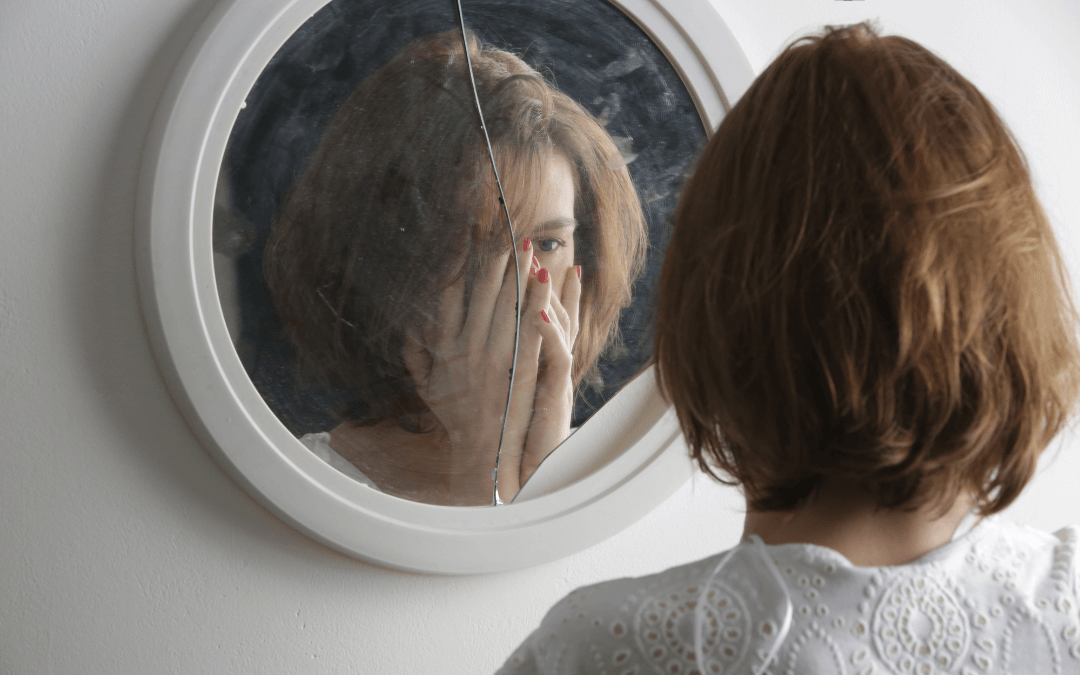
[656,22,1080,515]
[265,29,645,426]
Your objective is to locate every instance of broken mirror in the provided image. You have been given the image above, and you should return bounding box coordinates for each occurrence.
[212,0,706,506]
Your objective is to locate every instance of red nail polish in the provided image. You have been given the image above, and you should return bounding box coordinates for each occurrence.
[576,264,582,279]
[522,237,531,251]
[540,310,550,323]
[538,268,549,284]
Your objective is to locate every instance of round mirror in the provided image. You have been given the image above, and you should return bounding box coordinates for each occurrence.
[137,0,753,573]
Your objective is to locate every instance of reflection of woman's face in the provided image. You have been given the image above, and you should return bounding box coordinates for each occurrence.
[527,152,577,298]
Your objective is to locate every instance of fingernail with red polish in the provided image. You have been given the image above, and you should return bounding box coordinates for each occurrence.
[576,264,582,279]
[538,268,549,284]
[522,237,531,251]
[540,310,551,323]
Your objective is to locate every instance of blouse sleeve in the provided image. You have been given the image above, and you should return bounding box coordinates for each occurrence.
[494,582,640,675]
[494,596,570,673]
[494,630,543,675]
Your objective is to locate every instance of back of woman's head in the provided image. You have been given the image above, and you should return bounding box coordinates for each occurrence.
[264,29,644,426]
[656,22,1080,515]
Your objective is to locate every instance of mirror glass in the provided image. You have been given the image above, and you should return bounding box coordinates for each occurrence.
[212,0,705,506]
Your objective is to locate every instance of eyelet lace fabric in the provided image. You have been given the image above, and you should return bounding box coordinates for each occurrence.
[496,517,1080,675]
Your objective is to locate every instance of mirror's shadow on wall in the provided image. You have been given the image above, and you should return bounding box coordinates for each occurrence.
[212,0,705,505]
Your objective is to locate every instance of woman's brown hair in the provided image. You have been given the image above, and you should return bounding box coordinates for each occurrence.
[656,22,1080,514]
[264,29,645,426]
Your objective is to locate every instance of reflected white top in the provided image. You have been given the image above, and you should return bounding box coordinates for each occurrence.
[298,429,585,500]
[497,516,1080,675]
[298,432,380,491]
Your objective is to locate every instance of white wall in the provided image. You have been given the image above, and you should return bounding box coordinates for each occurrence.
[0,1,1077,673]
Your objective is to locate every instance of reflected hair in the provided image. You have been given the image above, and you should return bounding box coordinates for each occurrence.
[264,29,646,426]
[655,22,1080,515]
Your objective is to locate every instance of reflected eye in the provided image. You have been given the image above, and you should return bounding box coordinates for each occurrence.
[535,238,563,253]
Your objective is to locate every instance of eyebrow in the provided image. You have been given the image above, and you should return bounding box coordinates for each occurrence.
[533,217,578,234]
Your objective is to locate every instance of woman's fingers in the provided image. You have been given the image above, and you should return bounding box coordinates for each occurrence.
[490,239,536,353]
[463,249,510,345]
[506,260,548,417]
[536,297,573,372]
[490,243,542,501]
[512,261,547,377]
[519,305,575,489]
[561,264,582,346]
[545,290,571,341]
[525,262,553,327]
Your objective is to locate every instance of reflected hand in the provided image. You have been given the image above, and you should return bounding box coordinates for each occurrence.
[519,264,581,486]
[402,241,539,504]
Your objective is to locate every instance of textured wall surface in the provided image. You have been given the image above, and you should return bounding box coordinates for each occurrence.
[0,1,1077,673]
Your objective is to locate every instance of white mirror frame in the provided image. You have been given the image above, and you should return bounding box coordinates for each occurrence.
[136,0,754,574]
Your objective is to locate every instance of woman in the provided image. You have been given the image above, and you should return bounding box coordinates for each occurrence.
[498,22,1080,674]
[263,29,646,506]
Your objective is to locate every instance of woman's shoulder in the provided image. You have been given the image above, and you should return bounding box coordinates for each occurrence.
[496,554,722,674]
[948,516,1078,593]
[497,519,1080,675]
[544,551,730,636]
[494,544,799,673]
[974,518,1080,607]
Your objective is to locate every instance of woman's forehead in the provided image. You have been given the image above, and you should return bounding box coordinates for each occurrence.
[509,154,576,236]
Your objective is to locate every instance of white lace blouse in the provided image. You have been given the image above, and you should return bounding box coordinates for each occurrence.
[298,431,380,491]
[497,517,1080,675]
